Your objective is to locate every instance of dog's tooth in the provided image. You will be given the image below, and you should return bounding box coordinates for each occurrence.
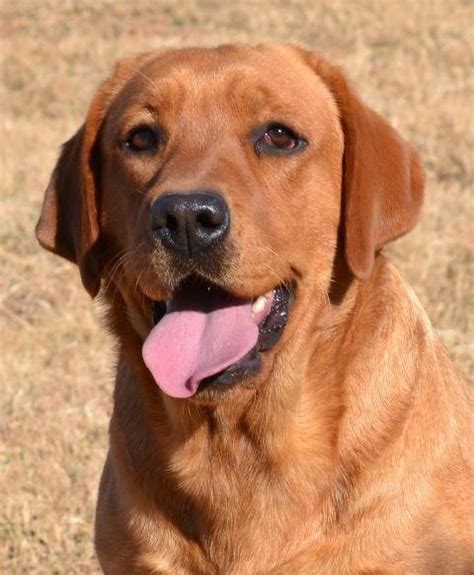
[252,295,267,315]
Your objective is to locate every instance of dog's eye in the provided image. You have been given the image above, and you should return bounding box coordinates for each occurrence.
[255,123,307,156]
[263,125,297,149]
[126,126,159,152]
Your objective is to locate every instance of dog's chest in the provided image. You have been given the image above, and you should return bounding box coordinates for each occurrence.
[159,433,327,572]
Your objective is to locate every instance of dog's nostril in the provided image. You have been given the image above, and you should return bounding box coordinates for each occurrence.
[196,208,222,229]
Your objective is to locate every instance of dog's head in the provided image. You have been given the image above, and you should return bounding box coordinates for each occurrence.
[36,45,423,401]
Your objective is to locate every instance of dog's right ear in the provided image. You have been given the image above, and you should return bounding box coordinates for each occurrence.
[36,53,155,297]
[36,119,102,297]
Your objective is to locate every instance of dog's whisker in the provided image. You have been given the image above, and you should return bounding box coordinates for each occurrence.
[102,250,131,296]
[103,243,148,305]
[103,250,134,293]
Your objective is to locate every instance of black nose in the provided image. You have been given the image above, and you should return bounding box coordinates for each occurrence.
[150,191,230,257]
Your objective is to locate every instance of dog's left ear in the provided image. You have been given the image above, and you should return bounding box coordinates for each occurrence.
[294,48,424,280]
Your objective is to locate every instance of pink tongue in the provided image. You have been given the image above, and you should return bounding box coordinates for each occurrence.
[142,285,259,398]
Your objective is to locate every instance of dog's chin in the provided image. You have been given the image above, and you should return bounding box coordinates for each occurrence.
[146,275,295,400]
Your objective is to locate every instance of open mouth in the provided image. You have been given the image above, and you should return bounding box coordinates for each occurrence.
[142,278,294,398]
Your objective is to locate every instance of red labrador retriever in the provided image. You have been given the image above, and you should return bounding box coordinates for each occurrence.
[36,44,473,573]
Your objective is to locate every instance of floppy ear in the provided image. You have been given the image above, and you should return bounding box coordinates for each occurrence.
[35,120,102,297]
[36,54,154,297]
[299,50,424,280]
[35,73,112,296]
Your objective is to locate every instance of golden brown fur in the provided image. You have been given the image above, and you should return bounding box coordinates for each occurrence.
[36,44,473,573]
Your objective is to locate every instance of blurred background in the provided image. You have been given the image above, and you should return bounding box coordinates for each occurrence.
[1,1,472,572]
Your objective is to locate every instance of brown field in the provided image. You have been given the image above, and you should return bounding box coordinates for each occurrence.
[1,0,472,572]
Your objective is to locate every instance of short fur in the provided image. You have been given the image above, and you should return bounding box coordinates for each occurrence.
[36,44,473,574]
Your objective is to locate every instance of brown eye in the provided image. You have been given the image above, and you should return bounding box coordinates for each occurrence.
[126,126,159,152]
[255,123,307,156]
[264,126,297,149]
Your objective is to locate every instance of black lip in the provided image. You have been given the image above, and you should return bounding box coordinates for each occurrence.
[152,300,167,324]
[257,283,292,352]
[199,347,262,392]
[151,281,294,394]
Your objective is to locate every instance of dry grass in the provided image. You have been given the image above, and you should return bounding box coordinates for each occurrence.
[1,0,472,572]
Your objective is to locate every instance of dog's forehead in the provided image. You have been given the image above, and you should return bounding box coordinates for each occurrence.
[109,45,338,127]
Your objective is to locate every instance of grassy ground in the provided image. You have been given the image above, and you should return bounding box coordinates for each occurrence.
[1,1,472,572]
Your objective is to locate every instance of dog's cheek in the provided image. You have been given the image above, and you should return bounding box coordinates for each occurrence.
[285,165,342,278]
[225,160,341,292]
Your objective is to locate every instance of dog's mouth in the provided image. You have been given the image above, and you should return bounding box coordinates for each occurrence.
[142,277,294,398]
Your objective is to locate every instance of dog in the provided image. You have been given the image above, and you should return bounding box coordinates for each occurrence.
[36,44,473,574]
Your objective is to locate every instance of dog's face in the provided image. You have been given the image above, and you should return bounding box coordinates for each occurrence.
[36,44,423,401]
[101,46,343,299]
